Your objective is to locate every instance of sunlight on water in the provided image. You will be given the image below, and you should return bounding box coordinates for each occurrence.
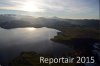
[0,27,71,65]
[25,27,36,31]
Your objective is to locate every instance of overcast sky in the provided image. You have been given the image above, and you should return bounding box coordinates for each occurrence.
[0,0,99,19]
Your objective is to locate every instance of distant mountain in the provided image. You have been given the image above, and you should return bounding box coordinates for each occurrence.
[0,14,99,29]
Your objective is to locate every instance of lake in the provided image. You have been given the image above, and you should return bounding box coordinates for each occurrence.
[0,27,71,65]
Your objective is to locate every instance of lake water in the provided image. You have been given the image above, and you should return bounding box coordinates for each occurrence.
[0,27,71,65]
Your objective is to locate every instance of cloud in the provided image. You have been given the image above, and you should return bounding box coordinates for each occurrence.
[0,0,98,12]
[0,0,99,19]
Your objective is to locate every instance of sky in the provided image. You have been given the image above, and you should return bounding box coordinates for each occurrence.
[0,0,99,19]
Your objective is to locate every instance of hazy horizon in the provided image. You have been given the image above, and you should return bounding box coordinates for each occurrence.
[0,0,99,19]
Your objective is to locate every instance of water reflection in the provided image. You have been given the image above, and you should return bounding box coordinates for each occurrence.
[0,27,71,65]
[25,27,36,31]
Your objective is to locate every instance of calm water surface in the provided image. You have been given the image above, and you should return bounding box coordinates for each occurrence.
[0,27,71,65]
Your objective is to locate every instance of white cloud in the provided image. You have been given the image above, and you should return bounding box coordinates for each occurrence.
[0,0,96,13]
[0,0,99,19]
